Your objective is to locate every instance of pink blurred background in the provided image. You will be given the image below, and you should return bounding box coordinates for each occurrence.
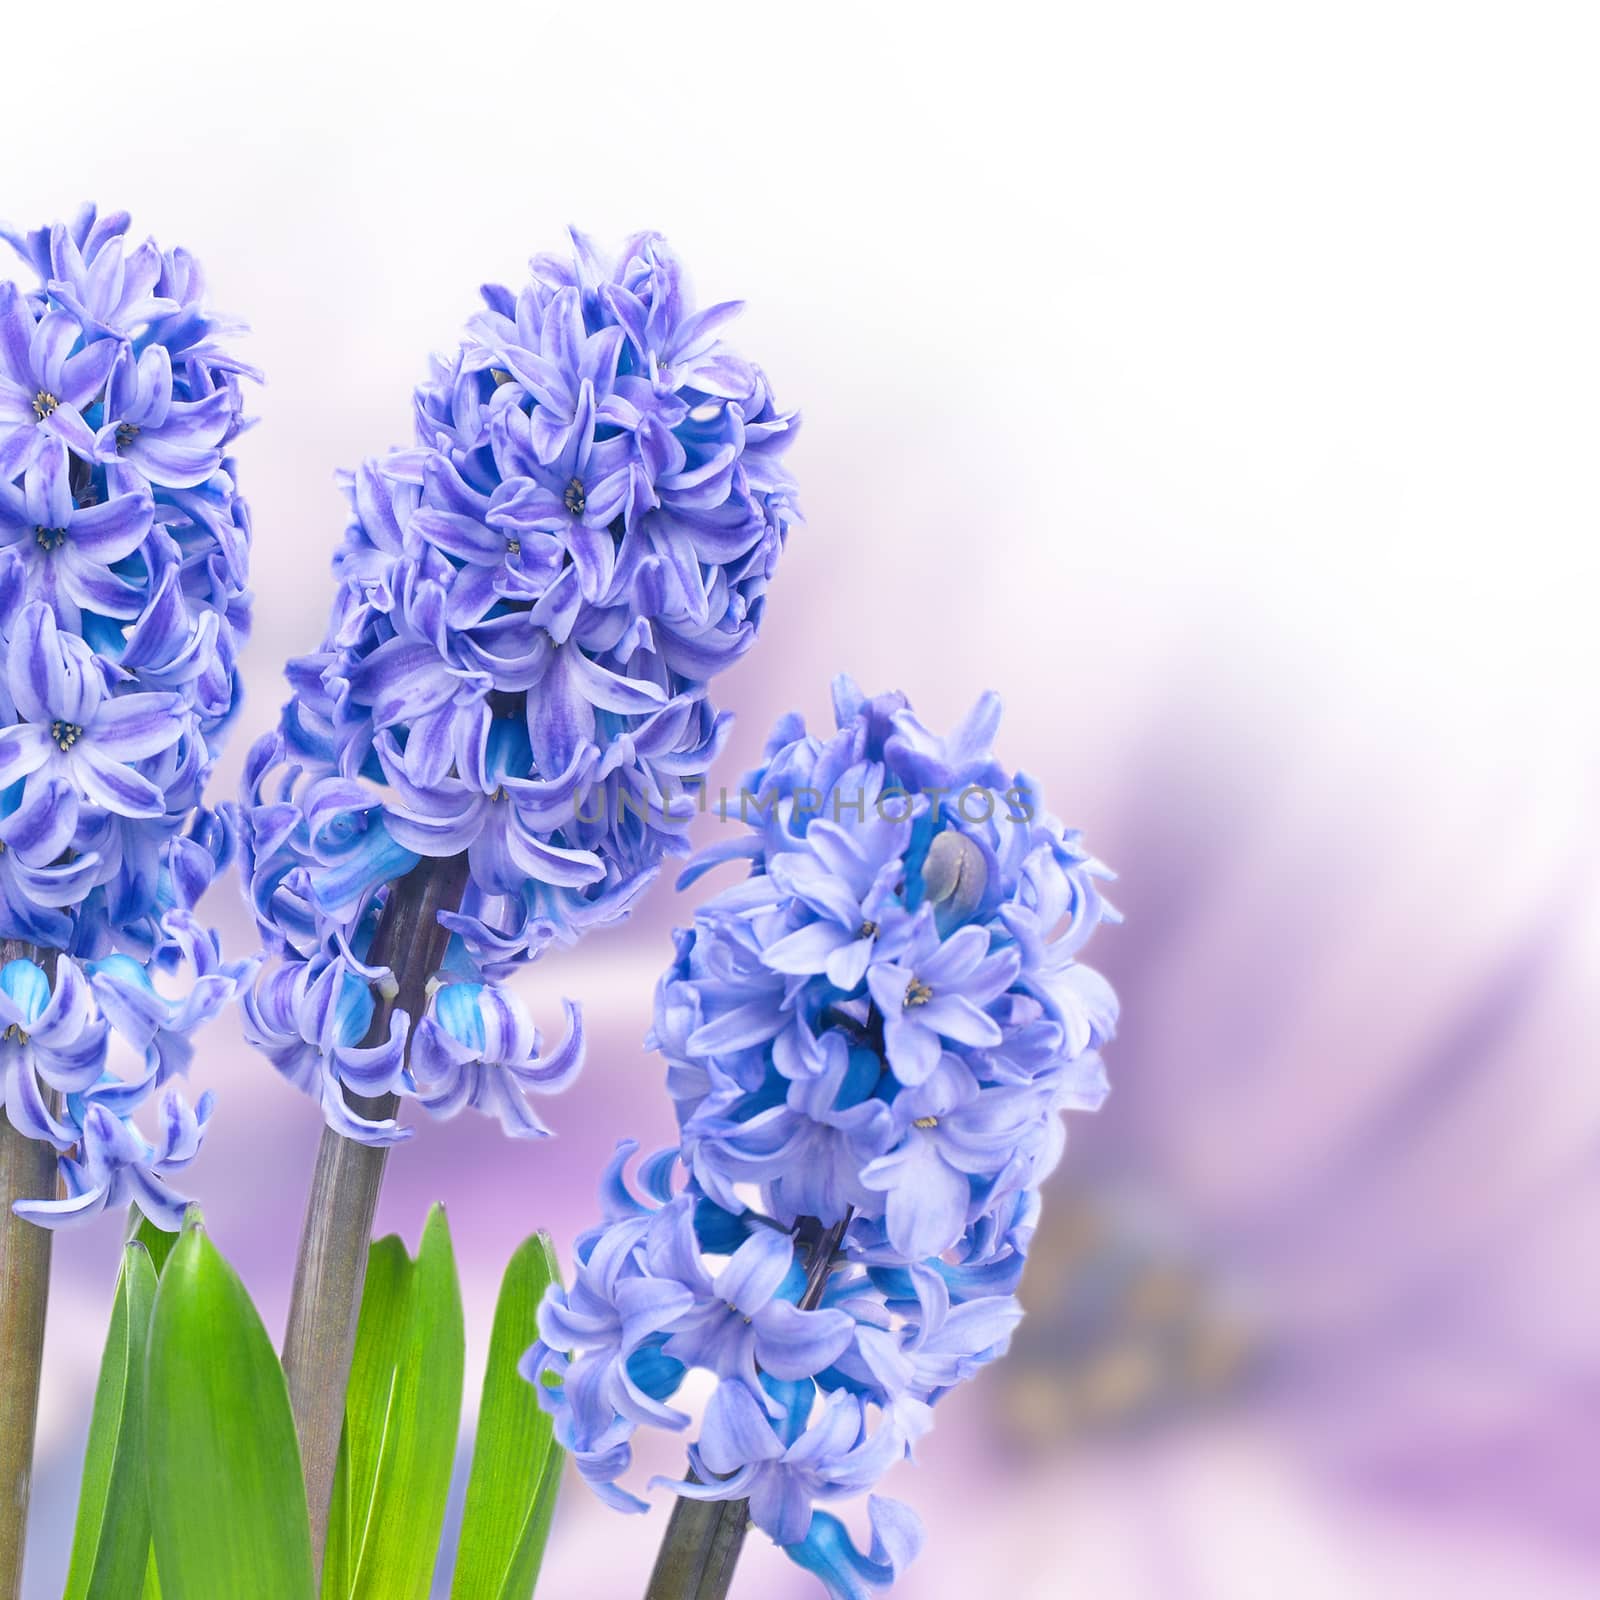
[10,4,1598,1595]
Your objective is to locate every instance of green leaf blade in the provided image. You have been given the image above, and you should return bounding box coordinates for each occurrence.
[145,1220,314,1600]
[452,1230,565,1600]
[64,1241,158,1600]
[494,1448,563,1600]
[325,1233,414,1599]
[346,1203,464,1600]
[126,1205,180,1280]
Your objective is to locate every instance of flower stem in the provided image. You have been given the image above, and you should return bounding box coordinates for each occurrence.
[0,939,56,1600]
[280,854,468,1574]
[642,1212,853,1600]
[643,1495,751,1600]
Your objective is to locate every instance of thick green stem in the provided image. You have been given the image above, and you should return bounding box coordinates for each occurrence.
[643,1213,854,1600]
[280,854,468,1576]
[0,939,57,1600]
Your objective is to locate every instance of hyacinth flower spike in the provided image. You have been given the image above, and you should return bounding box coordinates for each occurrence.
[0,205,257,1598]
[238,228,797,1569]
[523,681,1118,1599]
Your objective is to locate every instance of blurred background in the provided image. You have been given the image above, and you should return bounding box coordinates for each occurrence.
[8,3,1598,1595]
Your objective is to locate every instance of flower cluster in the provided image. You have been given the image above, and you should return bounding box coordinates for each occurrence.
[241,230,797,1145]
[0,208,257,1227]
[0,916,250,1227]
[526,680,1117,1595]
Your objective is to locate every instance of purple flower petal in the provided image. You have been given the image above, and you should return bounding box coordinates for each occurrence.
[25,438,73,529]
[412,507,506,564]
[762,920,854,976]
[0,724,51,789]
[92,691,184,761]
[0,776,77,862]
[40,403,98,459]
[699,1380,783,1476]
[752,1300,856,1382]
[57,335,120,407]
[74,745,164,818]
[66,489,154,561]
[0,286,34,386]
[120,430,219,489]
[714,1227,793,1316]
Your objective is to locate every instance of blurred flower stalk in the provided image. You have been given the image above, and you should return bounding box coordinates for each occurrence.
[237,229,798,1566]
[528,681,1118,1598]
[0,206,257,1598]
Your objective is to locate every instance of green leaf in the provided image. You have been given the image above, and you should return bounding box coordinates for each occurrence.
[506,1451,564,1600]
[452,1232,565,1600]
[528,1451,564,1571]
[323,1235,414,1599]
[125,1204,180,1280]
[500,1442,564,1600]
[145,1218,314,1600]
[63,1240,158,1600]
[338,1203,465,1600]
[133,1222,173,1600]
[113,1207,176,1600]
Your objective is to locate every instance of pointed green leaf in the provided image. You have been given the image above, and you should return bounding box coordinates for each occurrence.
[134,1218,178,1279]
[63,1241,158,1600]
[116,1208,173,1600]
[512,1453,564,1598]
[344,1203,464,1600]
[125,1205,180,1280]
[479,1436,563,1600]
[452,1232,565,1600]
[145,1220,315,1600]
[323,1234,414,1599]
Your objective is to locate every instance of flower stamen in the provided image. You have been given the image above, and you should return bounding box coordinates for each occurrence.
[563,477,586,516]
[33,526,68,552]
[50,720,84,752]
[905,977,934,1008]
[32,391,59,421]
